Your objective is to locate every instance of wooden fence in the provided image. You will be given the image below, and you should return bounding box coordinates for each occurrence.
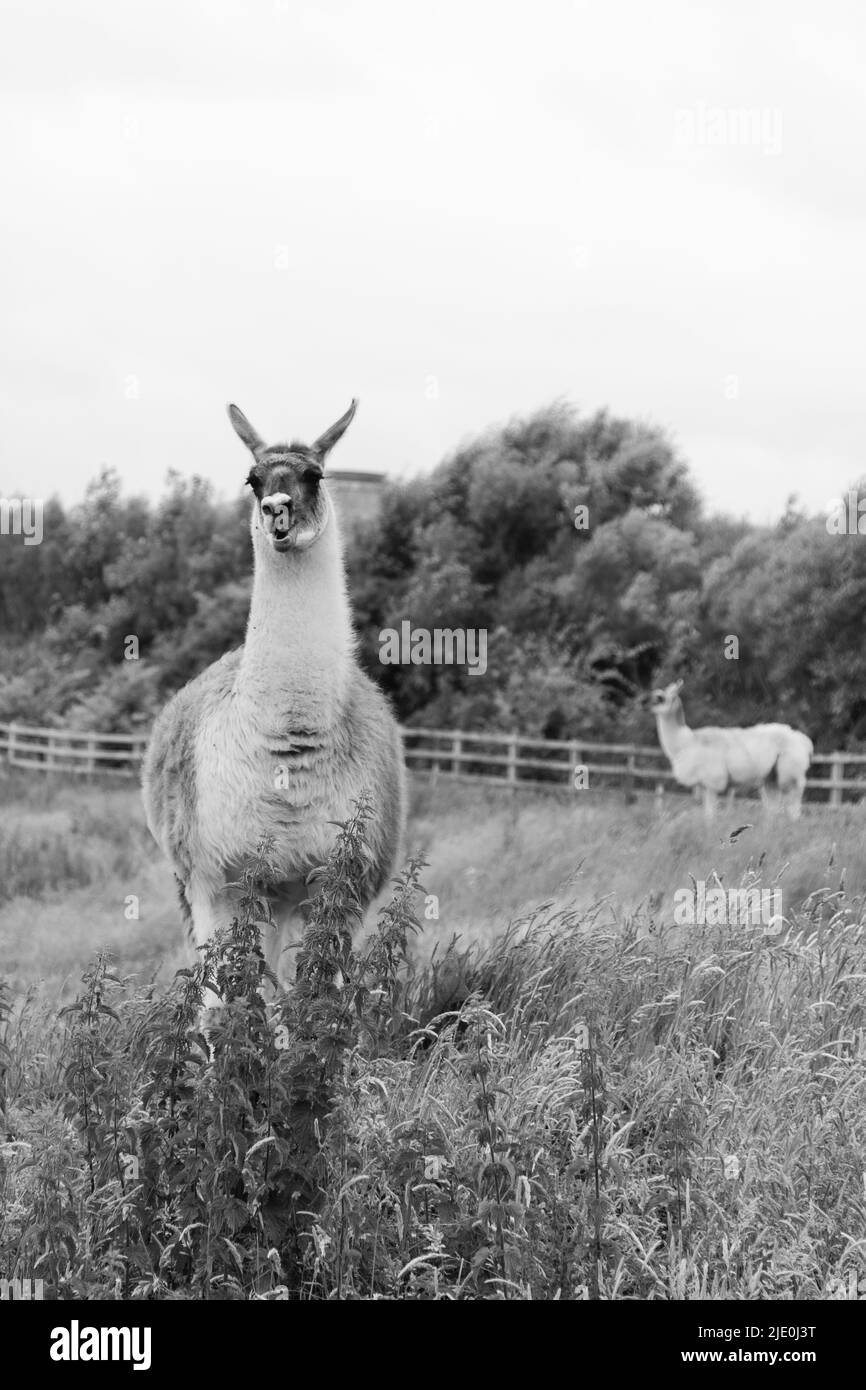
[1,720,865,807]
[0,722,150,776]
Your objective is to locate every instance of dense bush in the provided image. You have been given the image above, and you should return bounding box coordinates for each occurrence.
[1,402,864,745]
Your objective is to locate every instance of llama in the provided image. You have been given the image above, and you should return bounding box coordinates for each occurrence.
[650,680,813,820]
[142,400,406,1011]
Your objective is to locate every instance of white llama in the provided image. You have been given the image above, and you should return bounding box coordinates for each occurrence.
[651,680,813,821]
[142,400,405,1006]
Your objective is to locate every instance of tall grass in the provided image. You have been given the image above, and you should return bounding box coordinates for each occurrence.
[2,795,866,1299]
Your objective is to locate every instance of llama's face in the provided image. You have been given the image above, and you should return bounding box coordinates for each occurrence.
[227,400,358,554]
[650,680,684,715]
[246,449,328,552]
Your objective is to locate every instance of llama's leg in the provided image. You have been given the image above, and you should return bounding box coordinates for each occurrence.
[187,884,236,1020]
[761,783,781,815]
[702,787,717,821]
[265,878,311,989]
[781,782,804,820]
[776,745,810,820]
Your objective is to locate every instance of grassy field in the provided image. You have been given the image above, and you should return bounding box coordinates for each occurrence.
[1,768,863,995]
[1,768,865,1299]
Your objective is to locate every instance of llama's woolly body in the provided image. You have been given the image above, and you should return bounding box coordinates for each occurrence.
[664,721,813,794]
[144,646,404,912]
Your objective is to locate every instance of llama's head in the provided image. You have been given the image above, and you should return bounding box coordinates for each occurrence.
[650,679,684,716]
[227,400,357,553]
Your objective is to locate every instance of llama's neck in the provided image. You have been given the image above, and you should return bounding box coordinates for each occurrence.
[236,495,355,733]
[654,701,693,762]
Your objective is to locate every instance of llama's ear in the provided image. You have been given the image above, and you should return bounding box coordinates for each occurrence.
[312,399,358,462]
[227,404,264,456]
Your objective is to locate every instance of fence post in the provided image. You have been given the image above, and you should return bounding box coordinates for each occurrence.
[425,733,439,784]
[655,779,666,810]
[452,733,462,778]
[507,734,518,789]
[624,751,636,804]
[829,753,844,807]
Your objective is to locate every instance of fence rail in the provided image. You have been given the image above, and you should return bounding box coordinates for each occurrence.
[1,720,864,807]
[0,722,150,777]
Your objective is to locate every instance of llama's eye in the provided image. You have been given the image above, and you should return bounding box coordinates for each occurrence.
[302,468,322,485]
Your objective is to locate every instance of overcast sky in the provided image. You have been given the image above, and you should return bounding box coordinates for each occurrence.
[2,0,864,522]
